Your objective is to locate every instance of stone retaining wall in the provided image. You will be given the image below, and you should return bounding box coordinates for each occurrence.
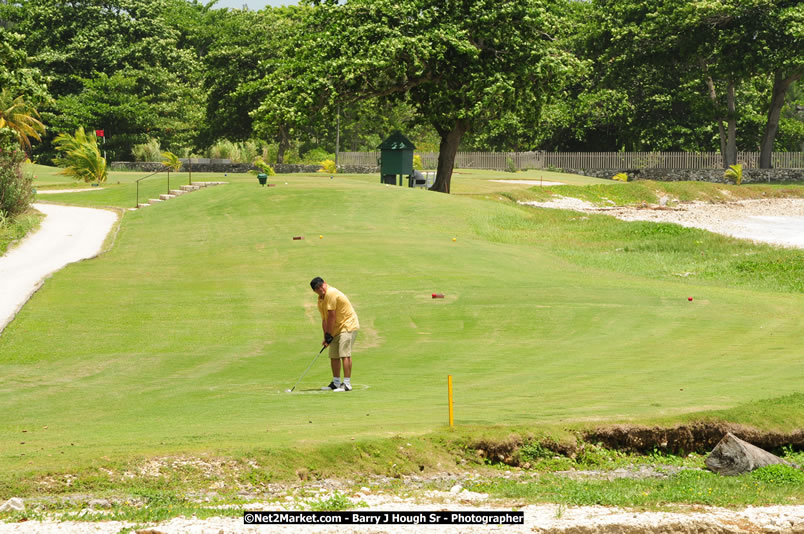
[565,168,804,184]
[110,162,380,174]
[110,161,253,173]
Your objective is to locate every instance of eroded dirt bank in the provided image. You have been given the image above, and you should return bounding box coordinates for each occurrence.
[470,423,803,467]
[586,423,804,455]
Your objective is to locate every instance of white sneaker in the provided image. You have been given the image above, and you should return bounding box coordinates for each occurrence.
[334,383,352,392]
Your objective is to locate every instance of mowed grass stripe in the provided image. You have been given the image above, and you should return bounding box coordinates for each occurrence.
[0,176,801,472]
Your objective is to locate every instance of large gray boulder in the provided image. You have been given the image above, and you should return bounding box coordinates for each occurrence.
[705,432,797,476]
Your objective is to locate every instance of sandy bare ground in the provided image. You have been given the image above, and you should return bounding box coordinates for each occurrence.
[521,197,804,249]
[0,203,118,334]
[1,494,802,533]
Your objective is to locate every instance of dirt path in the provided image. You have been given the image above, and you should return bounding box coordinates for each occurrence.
[0,203,118,334]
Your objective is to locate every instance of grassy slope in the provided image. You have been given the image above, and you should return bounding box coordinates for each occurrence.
[1,170,802,480]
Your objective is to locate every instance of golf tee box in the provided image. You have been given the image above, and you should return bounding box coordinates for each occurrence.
[432,293,444,298]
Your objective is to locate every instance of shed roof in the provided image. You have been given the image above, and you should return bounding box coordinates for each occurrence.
[378,131,416,151]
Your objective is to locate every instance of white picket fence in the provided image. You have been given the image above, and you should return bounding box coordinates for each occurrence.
[339,151,804,170]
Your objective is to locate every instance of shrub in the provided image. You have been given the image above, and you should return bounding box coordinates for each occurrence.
[251,156,275,176]
[132,138,162,162]
[53,127,108,183]
[261,144,279,164]
[724,164,743,185]
[161,151,181,173]
[612,172,629,182]
[505,156,516,173]
[0,133,33,219]
[208,139,264,164]
[519,441,553,463]
[209,139,240,162]
[413,154,423,170]
[750,464,804,485]
[0,90,45,154]
[239,140,260,164]
[301,147,333,164]
[319,159,337,173]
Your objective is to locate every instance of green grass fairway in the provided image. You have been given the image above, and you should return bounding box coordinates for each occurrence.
[29,164,608,203]
[1,172,802,476]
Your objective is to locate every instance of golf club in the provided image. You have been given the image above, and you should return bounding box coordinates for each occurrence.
[286,345,327,392]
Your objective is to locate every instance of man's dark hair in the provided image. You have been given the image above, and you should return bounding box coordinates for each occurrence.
[310,277,324,290]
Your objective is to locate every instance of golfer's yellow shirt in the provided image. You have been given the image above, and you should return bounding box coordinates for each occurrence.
[318,286,359,334]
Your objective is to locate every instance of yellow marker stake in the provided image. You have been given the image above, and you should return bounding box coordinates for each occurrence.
[448,375,454,427]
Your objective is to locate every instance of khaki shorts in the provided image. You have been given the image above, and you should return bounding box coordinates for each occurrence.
[329,330,358,359]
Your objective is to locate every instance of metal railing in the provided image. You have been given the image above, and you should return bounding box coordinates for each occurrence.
[135,170,168,208]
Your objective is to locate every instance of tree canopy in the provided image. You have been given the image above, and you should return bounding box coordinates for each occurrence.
[256,0,579,192]
[0,0,799,174]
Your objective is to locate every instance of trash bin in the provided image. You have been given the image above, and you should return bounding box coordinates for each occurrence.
[257,173,268,186]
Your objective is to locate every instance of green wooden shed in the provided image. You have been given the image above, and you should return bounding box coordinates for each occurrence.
[378,131,416,186]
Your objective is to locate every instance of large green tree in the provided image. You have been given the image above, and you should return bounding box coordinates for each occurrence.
[256,0,576,192]
[7,0,203,161]
[201,7,296,151]
[0,27,50,109]
[590,0,803,167]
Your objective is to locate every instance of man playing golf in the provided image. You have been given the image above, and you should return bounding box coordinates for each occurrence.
[310,277,359,392]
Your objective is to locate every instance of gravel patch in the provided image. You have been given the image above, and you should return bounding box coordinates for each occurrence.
[2,499,802,533]
[520,197,804,248]
[3,471,802,533]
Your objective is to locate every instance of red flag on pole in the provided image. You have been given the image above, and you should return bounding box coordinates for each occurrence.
[95,129,105,137]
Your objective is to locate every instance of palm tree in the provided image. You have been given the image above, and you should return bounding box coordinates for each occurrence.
[0,89,45,155]
[161,150,182,192]
[53,127,108,184]
[161,150,181,173]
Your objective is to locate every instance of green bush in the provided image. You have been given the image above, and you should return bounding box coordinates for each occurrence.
[161,151,182,172]
[261,144,279,164]
[209,139,240,162]
[301,147,333,164]
[251,156,276,176]
[505,156,516,173]
[0,133,34,218]
[53,127,108,184]
[413,154,423,170]
[132,138,162,162]
[519,441,553,462]
[208,139,264,164]
[319,159,337,173]
[724,164,743,185]
[750,464,804,485]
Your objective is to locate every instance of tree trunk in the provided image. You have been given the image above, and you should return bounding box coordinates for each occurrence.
[705,75,728,165]
[725,81,737,168]
[705,432,796,476]
[430,119,469,194]
[759,69,802,169]
[277,125,290,164]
